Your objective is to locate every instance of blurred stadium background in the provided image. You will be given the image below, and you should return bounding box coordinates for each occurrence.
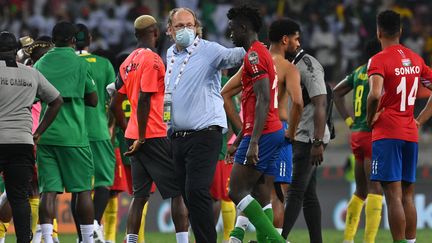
[2,0,432,242]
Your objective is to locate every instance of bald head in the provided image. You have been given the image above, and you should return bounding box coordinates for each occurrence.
[167,7,202,40]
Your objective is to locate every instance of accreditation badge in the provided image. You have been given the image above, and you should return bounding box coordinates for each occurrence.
[163,92,172,123]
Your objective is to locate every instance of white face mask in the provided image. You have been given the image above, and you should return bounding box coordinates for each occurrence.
[175,28,195,48]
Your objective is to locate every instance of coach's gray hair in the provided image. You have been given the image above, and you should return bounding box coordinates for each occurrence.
[167,7,203,37]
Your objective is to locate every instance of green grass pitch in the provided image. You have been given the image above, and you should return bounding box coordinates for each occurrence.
[5,229,432,242]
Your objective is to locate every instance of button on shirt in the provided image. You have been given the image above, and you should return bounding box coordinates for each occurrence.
[165,39,245,131]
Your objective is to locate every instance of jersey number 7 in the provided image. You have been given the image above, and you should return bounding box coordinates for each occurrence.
[396,76,418,112]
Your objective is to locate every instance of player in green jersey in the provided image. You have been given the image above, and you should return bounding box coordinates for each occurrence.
[34,21,98,243]
[73,23,117,243]
[333,39,384,243]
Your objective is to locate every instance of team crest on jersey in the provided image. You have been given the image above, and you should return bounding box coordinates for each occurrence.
[248,51,259,65]
[402,58,412,67]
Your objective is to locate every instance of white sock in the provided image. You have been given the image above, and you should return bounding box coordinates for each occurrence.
[126,234,138,243]
[234,215,250,231]
[0,237,5,243]
[0,192,7,210]
[32,224,42,243]
[175,232,188,243]
[80,224,94,243]
[263,204,272,211]
[407,239,416,243]
[41,224,54,243]
[237,195,254,212]
[276,227,282,234]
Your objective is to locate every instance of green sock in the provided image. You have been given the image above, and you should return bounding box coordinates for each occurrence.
[394,240,407,243]
[243,199,284,243]
[264,207,274,223]
[256,207,275,243]
[229,227,245,241]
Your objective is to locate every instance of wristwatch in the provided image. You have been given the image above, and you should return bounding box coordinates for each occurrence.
[312,138,323,147]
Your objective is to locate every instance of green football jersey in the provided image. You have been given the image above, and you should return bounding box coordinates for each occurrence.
[346,64,371,132]
[79,52,115,141]
[35,47,96,146]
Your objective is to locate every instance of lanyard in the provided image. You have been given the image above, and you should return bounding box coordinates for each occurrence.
[165,37,200,92]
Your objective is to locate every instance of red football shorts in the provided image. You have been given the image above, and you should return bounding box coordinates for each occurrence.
[110,148,130,193]
[210,160,232,201]
[350,131,372,163]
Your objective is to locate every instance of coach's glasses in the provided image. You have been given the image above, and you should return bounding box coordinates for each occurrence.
[173,23,196,31]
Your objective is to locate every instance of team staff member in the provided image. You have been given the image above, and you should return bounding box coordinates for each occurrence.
[74,23,117,243]
[165,8,245,243]
[0,31,62,243]
[333,39,383,243]
[282,19,330,243]
[111,15,189,243]
[34,21,98,243]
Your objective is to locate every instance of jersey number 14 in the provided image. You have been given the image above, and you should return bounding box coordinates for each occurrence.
[396,76,418,112]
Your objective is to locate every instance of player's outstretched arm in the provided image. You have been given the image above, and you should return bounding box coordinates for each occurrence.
[333,77,353,128]
[366,74,383,127]
[33,95,63,143]
[221,66,243,132]
[285,62,303,140]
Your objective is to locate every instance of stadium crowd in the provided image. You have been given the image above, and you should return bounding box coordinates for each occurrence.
[1,0,432,81]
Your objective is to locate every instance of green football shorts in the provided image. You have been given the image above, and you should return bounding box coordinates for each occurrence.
[36,145,94,193]
[90,140,115,187]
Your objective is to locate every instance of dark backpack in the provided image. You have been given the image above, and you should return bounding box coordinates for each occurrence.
[293,51,336,140]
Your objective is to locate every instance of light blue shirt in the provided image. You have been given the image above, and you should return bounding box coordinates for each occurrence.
[165,38,245,131]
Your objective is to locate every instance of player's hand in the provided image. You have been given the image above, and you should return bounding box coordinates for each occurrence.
[225,145,238,164]
[370,109,383,127]
[245,142,259,165]
[415,119,420,128]
[33,133,41,144]
[285,130,294,143]
[124,139,144,156]
[310,144,324,166]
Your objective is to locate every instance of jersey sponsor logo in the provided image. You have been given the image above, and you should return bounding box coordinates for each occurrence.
[248,51,259,65]
[394,66,420,76]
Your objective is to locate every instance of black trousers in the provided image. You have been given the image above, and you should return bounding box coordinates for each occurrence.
[0,144,34,243]
[171,129,222,243]
[282,141,322,243]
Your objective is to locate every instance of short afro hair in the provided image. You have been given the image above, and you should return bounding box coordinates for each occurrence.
[75,23,90,50]
[52,21,77,45]
[227,5,262,33]
[269,18,301,43]
[377,10,401,38]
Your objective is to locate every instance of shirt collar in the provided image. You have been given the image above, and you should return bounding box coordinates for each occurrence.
[75,50,90,56]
